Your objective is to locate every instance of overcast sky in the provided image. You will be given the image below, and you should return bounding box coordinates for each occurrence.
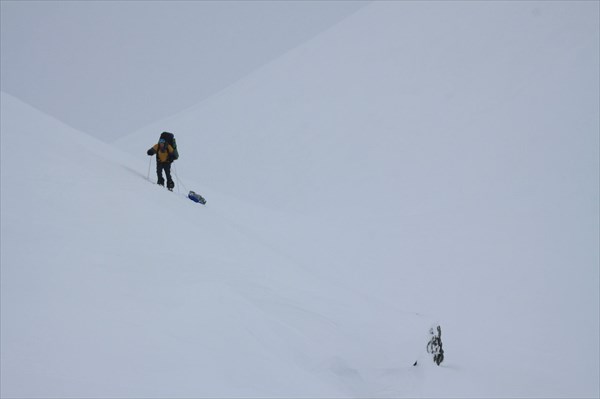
[1,1,368,141]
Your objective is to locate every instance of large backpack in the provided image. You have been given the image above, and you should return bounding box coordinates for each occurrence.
[159,131,179,160]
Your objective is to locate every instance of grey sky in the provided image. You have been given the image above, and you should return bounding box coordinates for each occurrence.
[1,0,368,141]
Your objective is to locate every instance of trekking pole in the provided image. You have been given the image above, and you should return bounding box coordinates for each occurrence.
[147,157,152,182]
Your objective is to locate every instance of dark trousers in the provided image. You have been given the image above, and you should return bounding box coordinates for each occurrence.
[156,161,174,189]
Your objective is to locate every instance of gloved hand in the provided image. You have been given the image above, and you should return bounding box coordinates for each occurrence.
[147,149,154,156]
[168,153,175,162]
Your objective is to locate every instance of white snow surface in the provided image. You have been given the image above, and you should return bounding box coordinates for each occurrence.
[2,1,599,398]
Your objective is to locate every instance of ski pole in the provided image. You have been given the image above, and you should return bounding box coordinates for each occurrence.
[147,156,152,182]
[173,164,181,193]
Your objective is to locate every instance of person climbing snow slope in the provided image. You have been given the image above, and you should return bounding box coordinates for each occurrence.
[147,138,175,191]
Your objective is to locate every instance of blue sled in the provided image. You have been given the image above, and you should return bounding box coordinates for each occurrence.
[188,191,206,205]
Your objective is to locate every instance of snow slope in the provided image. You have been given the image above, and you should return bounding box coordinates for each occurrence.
[116,1,600,397]
[1,92,440,398]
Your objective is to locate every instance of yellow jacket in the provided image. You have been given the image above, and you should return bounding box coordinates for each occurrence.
[149,143,174,163]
